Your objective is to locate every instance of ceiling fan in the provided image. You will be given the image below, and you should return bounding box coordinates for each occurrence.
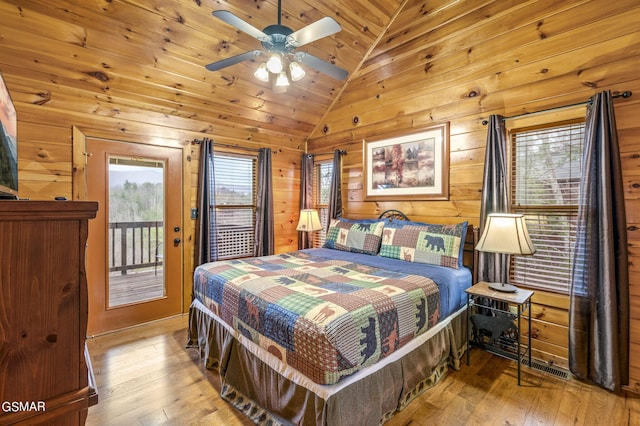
[205,0,348,84]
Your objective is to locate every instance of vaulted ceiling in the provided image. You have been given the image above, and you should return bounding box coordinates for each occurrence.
[194,0,405,142]
[5,0,635,155]
[0,0,409,148]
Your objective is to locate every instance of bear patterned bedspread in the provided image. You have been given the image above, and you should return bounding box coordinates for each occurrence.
[193,250,441,385]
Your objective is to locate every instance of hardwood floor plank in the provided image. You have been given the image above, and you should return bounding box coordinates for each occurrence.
[86,315,640,425]
[584,384,626,426]
[553,381,590,425]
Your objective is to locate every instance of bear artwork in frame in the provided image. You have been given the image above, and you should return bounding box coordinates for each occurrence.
[363,122,449,201]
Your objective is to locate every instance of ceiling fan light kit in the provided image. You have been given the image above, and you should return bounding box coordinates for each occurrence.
[253,63,270,82]
[289,61,305,81]
[266,53,284,74]
[206,0,348,91]
[275,72,290,87]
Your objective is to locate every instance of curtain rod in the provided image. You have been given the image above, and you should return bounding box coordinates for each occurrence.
[191,138,266,153]
[305,150,347,158]
[192,139,346,158]
[481,90,632,125]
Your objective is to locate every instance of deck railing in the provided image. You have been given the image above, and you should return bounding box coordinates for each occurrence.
[109,221,163,275]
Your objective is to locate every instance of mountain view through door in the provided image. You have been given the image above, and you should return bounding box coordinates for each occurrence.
[108,158,165,307]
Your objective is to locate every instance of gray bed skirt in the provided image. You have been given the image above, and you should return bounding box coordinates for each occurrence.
[187,300,468,426]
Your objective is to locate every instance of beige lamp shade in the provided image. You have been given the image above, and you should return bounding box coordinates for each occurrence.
[475,213,535,292]
[475,213,536,255]
[296,209,322,231]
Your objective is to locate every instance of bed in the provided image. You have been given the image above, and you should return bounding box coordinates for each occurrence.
[187,210,477,425]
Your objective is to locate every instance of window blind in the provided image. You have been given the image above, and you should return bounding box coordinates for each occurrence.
[313,161,333,248]
[510,122,584,293]
[212,153,257,259]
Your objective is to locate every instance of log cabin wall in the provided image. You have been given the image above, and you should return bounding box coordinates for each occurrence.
[0,0,313,313]
[307,1,640,392]
[1,0,640,392]
[0,0,402,311]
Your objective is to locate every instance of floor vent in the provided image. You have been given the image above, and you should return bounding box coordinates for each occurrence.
[522,358,571,380]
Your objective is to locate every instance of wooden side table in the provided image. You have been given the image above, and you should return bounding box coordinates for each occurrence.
[466,281,534,385]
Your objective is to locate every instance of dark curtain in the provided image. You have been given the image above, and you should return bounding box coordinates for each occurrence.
[195,139,218,266]
[569,91,629,392]
[298,153,314,249]
[327,150,342,225]
[254,148,274,257]
[478,115,510,283]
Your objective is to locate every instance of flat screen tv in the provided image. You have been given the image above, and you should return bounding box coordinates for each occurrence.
[0,69,18,198]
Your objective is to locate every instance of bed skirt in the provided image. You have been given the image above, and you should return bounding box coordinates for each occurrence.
[187,299,468,426]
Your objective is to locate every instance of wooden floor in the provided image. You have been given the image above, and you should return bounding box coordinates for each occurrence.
[86,315,640,426]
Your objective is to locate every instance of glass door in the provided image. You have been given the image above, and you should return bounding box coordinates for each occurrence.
[86,138,183,335]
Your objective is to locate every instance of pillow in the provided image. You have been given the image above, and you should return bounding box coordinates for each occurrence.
[384,220,468,267]
[323,218,386,255]
[379,221,468,269]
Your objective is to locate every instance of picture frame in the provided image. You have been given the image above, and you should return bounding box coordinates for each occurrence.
[0,69,18,197]
[363,122,449,201]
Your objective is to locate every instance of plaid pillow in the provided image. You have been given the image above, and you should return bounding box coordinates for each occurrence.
[323,219,385,255]
[379,222,467,269]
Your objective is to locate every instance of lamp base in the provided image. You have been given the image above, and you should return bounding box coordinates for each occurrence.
[488,282,518,293]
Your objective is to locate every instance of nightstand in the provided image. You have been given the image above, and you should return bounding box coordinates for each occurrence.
[465,281,534,385]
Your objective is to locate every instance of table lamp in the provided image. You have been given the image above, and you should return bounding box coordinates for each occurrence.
[296,209,322,232]
[475,213,536,292]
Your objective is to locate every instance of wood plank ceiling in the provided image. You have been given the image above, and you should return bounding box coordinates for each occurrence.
[0,0,407,149]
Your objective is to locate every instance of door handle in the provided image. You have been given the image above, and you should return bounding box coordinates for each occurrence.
[173,238,181,246]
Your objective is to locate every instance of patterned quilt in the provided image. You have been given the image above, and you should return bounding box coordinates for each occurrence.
[193,251,441,385]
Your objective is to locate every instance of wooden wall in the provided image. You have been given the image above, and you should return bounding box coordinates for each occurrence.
[0,0,305,313]
[308,0,640,391]
[2,0,640,392]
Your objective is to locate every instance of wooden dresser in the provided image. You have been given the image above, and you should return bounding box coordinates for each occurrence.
[0,201,98,425]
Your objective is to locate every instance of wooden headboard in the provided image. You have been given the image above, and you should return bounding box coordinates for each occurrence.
[377,210,478,283]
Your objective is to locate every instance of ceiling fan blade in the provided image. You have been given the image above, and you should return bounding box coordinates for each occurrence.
[295,52,348,81]
[286,17,341,48]
[212,10,269,41]
[205,50,263,71]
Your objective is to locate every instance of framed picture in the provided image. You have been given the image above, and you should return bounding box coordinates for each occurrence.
[363,123,449,201]
[0,69,18,197]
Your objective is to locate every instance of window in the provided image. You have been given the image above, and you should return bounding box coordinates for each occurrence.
[211,152,257,259]
[312,160,333,248]
[510,120,584,293]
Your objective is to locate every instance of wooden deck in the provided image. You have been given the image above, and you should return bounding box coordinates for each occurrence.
[108,269,164,307]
